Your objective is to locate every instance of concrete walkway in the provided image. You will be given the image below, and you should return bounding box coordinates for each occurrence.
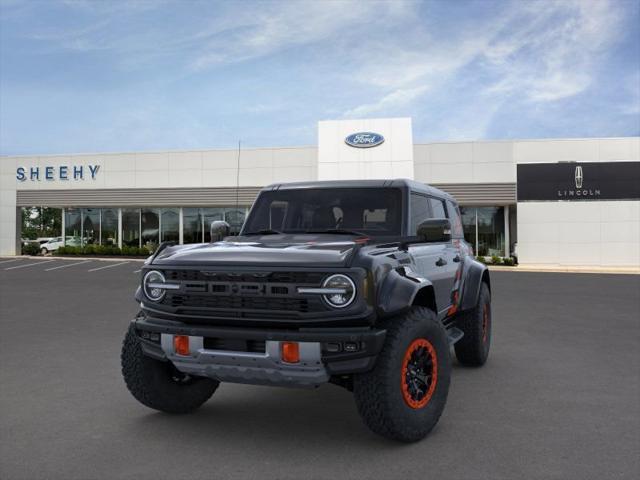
[489,264,640,274]
[0,255,147,263]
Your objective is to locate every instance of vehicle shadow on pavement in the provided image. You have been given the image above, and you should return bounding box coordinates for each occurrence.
[123,369,463,449]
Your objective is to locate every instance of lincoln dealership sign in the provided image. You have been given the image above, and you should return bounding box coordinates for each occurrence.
[345,132,385,148]
[16,164,100,182]
[517,161,640,201]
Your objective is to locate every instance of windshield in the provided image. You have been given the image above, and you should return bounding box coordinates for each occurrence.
[242,188,402,237]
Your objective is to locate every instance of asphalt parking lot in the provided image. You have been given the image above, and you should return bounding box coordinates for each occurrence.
[0,257,638,480]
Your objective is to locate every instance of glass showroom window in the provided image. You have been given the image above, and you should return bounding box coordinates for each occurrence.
[202,208,224,242]
[141,208,160,251]
[101,208,118,246]
[161,208,179,243]
[82,208,100,245]
[183,208,203,244]
[122,208,140,247]
[225,208,246,235]
[64,208,82,246]
[477,207,505,257]
[459,207,505,257]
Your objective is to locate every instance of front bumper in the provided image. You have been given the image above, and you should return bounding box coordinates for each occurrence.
[133,313,386,388]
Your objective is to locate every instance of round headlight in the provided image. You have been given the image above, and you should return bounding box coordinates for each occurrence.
[143,270,166,302]
[322,274,356,308]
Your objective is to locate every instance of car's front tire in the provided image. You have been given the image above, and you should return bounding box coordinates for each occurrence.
[353,306,451,442]
[121,325,219,413]
[40,247,48,256]
[454,282,491,366]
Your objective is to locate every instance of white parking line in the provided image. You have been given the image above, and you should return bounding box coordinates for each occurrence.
[87,262,129,272]
[45,260,91,271]
[0,258,23,265]
[5,260,56,270]
[133,269,141,273]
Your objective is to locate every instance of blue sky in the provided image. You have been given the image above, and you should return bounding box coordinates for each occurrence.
[1,0,639,155]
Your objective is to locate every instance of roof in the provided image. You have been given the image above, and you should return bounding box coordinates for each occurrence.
[262,178,455,201]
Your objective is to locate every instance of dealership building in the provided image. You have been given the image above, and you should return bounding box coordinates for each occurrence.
[1,118,639,267]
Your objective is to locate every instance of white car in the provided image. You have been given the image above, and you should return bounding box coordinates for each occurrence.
[40,237,81,255]
[40,237,64,255]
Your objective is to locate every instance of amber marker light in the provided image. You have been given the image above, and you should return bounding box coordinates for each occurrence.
[281,342,300,363]
[173,335,190,356]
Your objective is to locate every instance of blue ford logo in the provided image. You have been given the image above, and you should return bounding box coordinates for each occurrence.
[345,132,385,148]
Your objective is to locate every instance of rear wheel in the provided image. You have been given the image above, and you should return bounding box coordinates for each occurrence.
[121,325,219,413]
[454,283,491,366]
[353,307,451,442]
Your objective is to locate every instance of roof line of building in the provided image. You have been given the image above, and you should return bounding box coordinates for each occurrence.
[1,136,638,159]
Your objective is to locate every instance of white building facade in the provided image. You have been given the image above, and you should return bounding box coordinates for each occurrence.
[1,118,638,267]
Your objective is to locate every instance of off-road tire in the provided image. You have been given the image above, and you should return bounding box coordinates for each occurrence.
[353,306,451,442]
[454,283,491,366]
[121,325,219,413]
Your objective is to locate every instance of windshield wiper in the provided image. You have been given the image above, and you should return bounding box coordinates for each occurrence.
[242,229,283,236]
[304,229,368,237]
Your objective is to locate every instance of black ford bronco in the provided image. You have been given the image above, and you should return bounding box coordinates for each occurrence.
[121,179,492,442]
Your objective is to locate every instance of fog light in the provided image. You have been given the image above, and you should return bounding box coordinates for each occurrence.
[173,335,190,356]
[281,342,300,363]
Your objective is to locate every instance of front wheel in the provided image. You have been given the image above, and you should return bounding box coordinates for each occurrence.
[40,248,48,255]
[353,307,451,442]
[121,325,219,413]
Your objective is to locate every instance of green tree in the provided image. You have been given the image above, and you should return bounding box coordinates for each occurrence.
[21,207,62,239]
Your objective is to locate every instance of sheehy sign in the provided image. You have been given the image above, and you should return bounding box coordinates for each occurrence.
[517,161,640,201]
[16,165,100,182]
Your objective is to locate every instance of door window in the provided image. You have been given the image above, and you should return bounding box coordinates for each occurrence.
[429,198,447,219]
[446,200,464,239]
[410,193,430,235]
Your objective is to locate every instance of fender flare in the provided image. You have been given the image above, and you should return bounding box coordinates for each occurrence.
[377,268,437,318]
[459,257,490,311]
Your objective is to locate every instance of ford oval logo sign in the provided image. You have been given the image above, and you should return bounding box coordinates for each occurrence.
[345,132,385,148]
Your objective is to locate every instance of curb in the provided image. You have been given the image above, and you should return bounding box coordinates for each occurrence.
[488,265,640,275]
[1,256,147,263]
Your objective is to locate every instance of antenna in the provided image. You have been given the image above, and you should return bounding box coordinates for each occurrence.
[235,139,241,223]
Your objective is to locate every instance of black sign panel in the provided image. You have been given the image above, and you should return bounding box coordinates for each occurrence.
[517,161,640,201]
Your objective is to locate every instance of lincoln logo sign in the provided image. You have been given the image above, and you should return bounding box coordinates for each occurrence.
[575,166,583,188]
[16,165,100,182]
[345,132,385,148]
[516,162,640,202]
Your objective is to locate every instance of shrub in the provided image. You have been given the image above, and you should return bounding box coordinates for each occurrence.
[490,254,502,265]
[476,255,487,264]
[22,243,41,256]
[502,257,515,266]
[53,245,150,257]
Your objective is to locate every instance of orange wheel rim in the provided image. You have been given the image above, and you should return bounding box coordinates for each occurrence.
[401,338,438,409]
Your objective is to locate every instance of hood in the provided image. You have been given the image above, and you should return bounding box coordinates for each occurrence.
[151,234,360,268]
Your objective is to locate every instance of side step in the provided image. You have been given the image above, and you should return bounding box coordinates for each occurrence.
[447,327,464,345]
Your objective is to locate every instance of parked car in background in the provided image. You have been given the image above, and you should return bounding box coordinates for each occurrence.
[40,236,81,254]
[40,237,64,255]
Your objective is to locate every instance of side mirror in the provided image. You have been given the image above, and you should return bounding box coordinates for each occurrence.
[417,218,451,243]
[210,221,231,242]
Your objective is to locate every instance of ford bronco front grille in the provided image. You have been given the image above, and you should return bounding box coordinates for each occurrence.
[168,294,310,312]
[158,270,328,319]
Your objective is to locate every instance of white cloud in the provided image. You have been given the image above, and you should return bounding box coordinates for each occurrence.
[190,1,414,70]
[343,85,428,118]
[342,0,627,135]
